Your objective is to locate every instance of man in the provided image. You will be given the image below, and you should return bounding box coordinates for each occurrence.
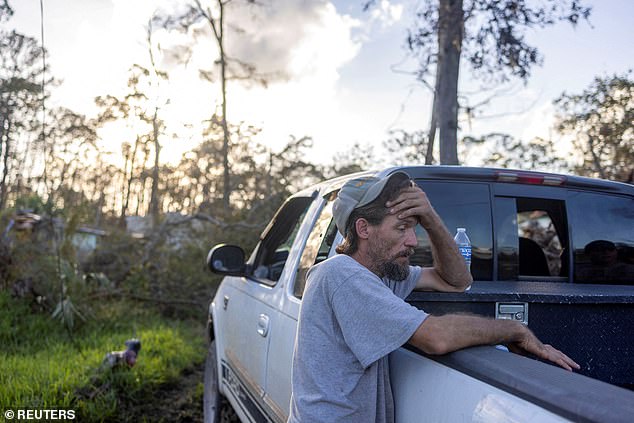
[289,171,579,423]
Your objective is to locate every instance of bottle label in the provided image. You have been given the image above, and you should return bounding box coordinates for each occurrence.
[459,246,472,262]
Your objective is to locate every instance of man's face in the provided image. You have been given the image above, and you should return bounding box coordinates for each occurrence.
[366,213,418,281]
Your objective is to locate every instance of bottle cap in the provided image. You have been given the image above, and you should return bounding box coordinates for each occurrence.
[457,227,465,231]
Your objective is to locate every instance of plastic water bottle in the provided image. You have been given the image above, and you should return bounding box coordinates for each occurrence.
[454,228,471,273]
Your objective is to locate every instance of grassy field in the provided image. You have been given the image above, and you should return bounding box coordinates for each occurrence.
[0,291,207,422]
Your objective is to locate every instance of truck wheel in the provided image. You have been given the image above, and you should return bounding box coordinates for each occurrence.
[204,340,239,423]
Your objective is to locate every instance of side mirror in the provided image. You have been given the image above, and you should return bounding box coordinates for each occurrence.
[207,244,246,276]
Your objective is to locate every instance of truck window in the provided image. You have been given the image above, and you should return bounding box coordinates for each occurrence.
[568,191,634,285]
[411,182,493,281]
[251,196,313,285]
[518,210,562,275]
[293,198,337,299]
[496,197,567,280]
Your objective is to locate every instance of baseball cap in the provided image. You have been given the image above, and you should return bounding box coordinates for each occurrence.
[333,171,411,235]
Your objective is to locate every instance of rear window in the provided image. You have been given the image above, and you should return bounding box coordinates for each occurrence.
[411,181,493,280]
[568,191,634,284]
[495,197,568,281]
[382,179,634,286]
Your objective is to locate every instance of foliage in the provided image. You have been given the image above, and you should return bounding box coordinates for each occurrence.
[94,58,169,227]
[465,133,570,172]
[383,130,428,166]
[554,72,634,181]
[41,108,100,212]
[0,0,13,23]
[0,291,205,421]
[3,219,59,302]
[364,0,591,165]
[13,194,52,215]
[153,0,274,211]
[325,141,377,178]
[402,0,591,83]
[0,24,49,209]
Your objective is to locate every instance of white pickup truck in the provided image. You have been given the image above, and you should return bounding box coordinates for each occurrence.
[203,166,634,423]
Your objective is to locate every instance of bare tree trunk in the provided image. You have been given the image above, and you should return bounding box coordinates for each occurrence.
[120,137,140,226]
[217,1,231,212]
[198,0,231,212]
[425,68,441,165]
[139,144,151,216]
[588,136,606,179]
[267,151,273,196]
[149,108,161,228]
[0,118,13,210]
[0,114,7,210]
[120,145,130,225]
[436,0,463,165]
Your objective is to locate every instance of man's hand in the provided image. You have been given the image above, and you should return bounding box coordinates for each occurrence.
[507,328,581,371]
[386,180,472,291]
[412,315,580,372]
[385,181,439,229]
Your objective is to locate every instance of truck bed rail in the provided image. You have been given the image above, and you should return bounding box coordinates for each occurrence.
[404,345,634,423]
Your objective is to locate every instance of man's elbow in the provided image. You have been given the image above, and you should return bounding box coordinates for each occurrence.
[455,271,474,288]
[444,275,473,292]
[418,339,451,355]
[436,265,473,290]
[409,318,452,355]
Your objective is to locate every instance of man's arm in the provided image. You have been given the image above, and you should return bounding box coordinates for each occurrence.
[408,314,580,371]
[385,183,472,291]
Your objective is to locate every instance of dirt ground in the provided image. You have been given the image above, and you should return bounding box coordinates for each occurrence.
[126,362,205,422]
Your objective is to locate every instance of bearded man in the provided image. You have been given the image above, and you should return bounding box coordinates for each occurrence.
[288,171,579,423]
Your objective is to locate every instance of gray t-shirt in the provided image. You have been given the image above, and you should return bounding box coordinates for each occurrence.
[288,254,428,423]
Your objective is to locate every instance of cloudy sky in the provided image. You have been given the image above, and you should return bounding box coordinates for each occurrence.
[8,0,634,166]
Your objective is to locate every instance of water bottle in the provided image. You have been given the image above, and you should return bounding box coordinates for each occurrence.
[454,228,471,273]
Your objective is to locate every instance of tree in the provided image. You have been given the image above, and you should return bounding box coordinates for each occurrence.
[154,0,276,212]
[365,0,590,165]
[555,72,633,181]
[0,5,49,209]
[40,108,99,211]
[465,133,568,172]
[383,130,427,166]
[94,53,169,227]
[326,142,377,178]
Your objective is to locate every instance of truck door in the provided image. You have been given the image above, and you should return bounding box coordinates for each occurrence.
[219,196,313,421]
[264,195,339,422]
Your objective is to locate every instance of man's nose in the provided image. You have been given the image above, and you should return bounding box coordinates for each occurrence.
[405,228,418,247]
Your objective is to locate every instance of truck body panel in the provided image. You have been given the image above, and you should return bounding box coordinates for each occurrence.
[206,166,634,422]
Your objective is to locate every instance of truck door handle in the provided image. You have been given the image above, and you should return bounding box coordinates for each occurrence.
[257,314,270,337]
[495,302,528,325]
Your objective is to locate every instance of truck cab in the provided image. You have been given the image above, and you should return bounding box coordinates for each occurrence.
[204,166,634,423]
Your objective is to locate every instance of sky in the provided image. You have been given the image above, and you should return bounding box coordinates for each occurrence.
[7,0,634,167]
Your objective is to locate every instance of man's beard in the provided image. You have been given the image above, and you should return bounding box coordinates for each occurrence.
[378,260,410,281]
[368,239,414,281]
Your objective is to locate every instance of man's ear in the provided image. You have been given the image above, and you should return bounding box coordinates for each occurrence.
[355,218,371,240]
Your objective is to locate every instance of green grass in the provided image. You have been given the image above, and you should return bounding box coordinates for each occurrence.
[0,291,206,421]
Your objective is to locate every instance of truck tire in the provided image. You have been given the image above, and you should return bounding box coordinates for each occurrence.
[203,340,239,423]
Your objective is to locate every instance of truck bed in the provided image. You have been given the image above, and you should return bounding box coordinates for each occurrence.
[407,282,634,386]
[392,345,634,423]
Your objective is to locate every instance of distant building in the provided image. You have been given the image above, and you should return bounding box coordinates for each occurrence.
[3,210,107,263]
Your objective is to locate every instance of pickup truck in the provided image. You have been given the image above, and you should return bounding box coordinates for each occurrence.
[203,166,634,423]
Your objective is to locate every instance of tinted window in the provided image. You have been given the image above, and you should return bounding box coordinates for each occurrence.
[518,210,563,275]
[568,191,634,284]
[413,182,493,281]
[293,199,336,298]
[496,197,567,280]
[251,196,313,285]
